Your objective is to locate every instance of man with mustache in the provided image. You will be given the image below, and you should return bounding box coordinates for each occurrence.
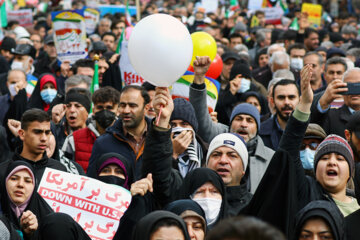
[87,85,151,179]
[259,79,300,150]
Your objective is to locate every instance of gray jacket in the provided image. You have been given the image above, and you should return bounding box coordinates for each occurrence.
[189,83,274,193]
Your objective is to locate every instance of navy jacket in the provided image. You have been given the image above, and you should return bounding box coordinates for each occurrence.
[259,115,283,151]
[87,117,152,180]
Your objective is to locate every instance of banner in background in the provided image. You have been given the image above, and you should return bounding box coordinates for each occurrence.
[52,10,87,64]
[99,5,137,17]
[38,168,132,240]
[84,8,100,35]
[7,9,33,27]
[119,41,144,86]
[301,3,322,28]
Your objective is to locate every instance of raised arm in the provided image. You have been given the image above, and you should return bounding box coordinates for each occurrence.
[189,56,228,143]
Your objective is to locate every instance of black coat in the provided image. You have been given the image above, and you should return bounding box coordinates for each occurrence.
[310,104,352,138]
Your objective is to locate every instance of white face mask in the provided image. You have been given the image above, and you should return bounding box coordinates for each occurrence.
[290,58,303,70]
[237,78,251,93]
[193,198,222,225]
[11,61,25,71]
[8,83,17,97]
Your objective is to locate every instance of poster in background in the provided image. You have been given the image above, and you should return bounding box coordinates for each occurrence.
[119,41,144,86]
[99,5,137,17]
[7,9,33,27]
[38,168,132,240]
[52,10,87,64]
[301,3,322,28]
[84,8,100,35]
[201,0,219,13]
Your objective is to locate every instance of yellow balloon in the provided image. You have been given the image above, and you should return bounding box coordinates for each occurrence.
[190,32,217,66]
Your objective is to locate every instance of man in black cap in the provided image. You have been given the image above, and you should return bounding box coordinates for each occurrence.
[217,52,241,90]
[88,41,107,59]
[0,37,16,70]
[34,34,60,76]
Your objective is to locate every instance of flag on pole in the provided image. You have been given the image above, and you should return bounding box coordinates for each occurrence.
[116,28,125,54]
[125,1,132,27]
[250,15,259,28]
[0,1,7,28]
[279,0,289,14]
[90,55,99,113]
[225,0,239,18]
[289,17,299,31]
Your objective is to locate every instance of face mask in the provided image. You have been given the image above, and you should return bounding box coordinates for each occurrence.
[40,89,57,104]
[11,61,24,71]
[193,198,222,225]
[94,110,116,129]
[97,175,126,188]
[237,78,251,93]
[300,148,315,170]
[8,83,17,97]
[290,58,303,71]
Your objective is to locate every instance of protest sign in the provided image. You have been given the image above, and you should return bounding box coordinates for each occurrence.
[38,168,132,240]
[99,4,137,17]
[86,0,99,9]
[171,71,220,113]
[7,9,33,27]
[52,10,87,64]
[301,3,322,28]
[201,0,218,13]
[119,41,144,86]
[84,8,100,35]
[264,7,283,25]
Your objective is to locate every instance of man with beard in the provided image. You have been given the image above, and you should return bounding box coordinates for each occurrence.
[259,79,300,150]
[87,85,151,179]
[62,86,120,172]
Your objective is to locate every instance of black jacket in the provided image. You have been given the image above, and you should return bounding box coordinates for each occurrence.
[259,115,283,150]
[310,104,352,138]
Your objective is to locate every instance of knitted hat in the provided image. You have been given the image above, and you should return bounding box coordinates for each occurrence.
[0,37,16,51]
[229,61,252,80]
[170,98,198,132]
[230,103,260,131]
[206,133,248,171]
[314,134,354,178]
[65,88,92,113]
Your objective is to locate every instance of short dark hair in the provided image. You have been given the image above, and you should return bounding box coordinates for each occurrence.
[72,59,95,74]
[283,30,297,41]
[121,85,150,105]
[101,32,116,41]
[150,218,185,238]
[304,51,324,66]
[111,20,125,30]
[21,109,50,130]
[92,86,120,105]
[272,79,300,98]
[287,43,306,55]
[229,32,242,40]
[206,216,285,240]
[324,56,347,72]
[304,28,318,39]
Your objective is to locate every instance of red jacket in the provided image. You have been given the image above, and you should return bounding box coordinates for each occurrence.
[73,127,97,172]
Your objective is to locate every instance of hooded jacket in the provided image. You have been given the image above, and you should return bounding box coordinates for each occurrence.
[87,117,153,180]
[294,200,345,240]
[132,210,190,240]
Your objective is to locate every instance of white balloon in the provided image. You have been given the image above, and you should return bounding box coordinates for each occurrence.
[128,14,193,87]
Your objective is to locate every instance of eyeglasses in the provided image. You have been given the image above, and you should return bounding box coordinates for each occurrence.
[300,142,319,151]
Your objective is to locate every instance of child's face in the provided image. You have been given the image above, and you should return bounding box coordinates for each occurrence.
[316,153,349,194]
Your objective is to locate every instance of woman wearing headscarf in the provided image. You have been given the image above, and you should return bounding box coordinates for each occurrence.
[27,74,58,112]
[294,200,344,240]
[178,168,227,229]
[165,199,207,240]
[1,161,53,239]
[88,152,135,189]
[132,210,190,240]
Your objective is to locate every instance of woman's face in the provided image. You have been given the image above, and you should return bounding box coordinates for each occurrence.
[299,217,334,240]
[99,164,125,179]
[150,226,184,240]
[42,82,55,90]
[192,182,222,200]
[246,96,261,113]
[6,169,34,205]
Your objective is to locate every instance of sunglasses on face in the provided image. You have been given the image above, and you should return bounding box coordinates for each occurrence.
[300,142,319,151]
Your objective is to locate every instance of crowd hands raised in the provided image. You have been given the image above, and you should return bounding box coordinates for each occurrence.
[2,1,360,239]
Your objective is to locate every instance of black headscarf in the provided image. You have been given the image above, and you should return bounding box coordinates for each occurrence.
[294,200,344,240]
[178,168,227,224]
[165,199,207,233]
[89,152,134,190]
[132,210,190,240]
[241,91,269,116]
[1,161,53,230]
[37,212,91,240]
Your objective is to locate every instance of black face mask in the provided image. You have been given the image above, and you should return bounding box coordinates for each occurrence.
[94,110,116,129]
[97,175,126,188]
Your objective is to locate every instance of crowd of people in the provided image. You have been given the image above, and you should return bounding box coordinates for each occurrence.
[1,0,360,239]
